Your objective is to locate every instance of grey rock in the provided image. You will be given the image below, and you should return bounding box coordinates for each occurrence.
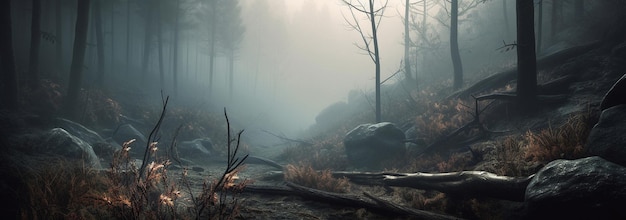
[586,104,626,166]
[55,118,105,145]
[42,128,102,169]
[112,124,148,155]
[178,138,214,159]
[525,156,626,220]
[343,122,406,169]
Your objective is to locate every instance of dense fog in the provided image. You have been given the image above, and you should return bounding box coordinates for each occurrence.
[7,0,605,137]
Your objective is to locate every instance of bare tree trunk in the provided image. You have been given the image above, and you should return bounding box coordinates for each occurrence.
[156,1,165,91]
[450,0,463,90]
[126,0,131,75]
[369,0,382,123]
[503,0,510,38]
[574,0,584,21]
[229,51,234,99]
[403,0,413,84]
[172,0,180,98]
[94,0,105,87]
[208,0,216,96]
[536,0,543,54]
[110,0,115,76]
[550,0,561,40]
[1,0,19,111]
[28,0,41,89]
[65,0,91,119]
[516,0,538,114]
[55,0,63,78]
[140,1,153,78]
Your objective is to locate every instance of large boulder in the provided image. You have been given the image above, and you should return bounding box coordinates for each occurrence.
[525,156,626,219]
[343,122,406,169]
[55,118,106,145]
[42,128,102,169]
[586,104,626,167]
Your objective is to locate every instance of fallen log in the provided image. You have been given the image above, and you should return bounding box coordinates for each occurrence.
[260,170,533,202]
[334,171,534,202]
[242,182,464,220]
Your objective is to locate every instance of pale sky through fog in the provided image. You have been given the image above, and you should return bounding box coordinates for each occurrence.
[235,0,406,132]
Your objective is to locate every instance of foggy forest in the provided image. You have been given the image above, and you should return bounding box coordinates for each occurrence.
[1,0,626,219]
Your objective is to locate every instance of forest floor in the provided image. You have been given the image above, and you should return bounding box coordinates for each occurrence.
[166,38,625,219]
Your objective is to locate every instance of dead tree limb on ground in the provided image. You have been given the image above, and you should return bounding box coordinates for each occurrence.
[262,129,313,146]
[333,171,534,202]
[243,182,465,220]
[259,170,532,202]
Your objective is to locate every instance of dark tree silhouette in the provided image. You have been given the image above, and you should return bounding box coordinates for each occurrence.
[125,0,132,75]
[94,0,105,87]
[65,0,91,119]
[550,0,562,40]
[55,0,63,77]
[435,0,483,90]
[536,0,543,54]
[403,0,413,85]
[450,0,463,90]
[140,1,154,78]
[516,0,538,113]
[28,0,41,89]
[172,0,181,98]
[216,0,245,99]
[1,0,18,111]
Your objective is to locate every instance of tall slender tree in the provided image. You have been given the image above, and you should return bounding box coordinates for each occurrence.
[126,0,131,75]
[450,0,463,90]
[172,0,180,97]
[28,0,42,89]
[140,1,154,78]
[342,0,388,123]
[65,0,91,119]
[516,0,537,114]
[1,0,19,111]
[94,0,105,86]
[216,0,245,99]
[536,0,543,54]
[156,0,165,90]
[55,0,63,77]
[403,0,414,85]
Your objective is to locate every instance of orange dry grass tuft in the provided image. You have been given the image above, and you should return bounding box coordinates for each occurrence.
[414,99,473,144]
[284,164,351,193]
[524,112,592,163]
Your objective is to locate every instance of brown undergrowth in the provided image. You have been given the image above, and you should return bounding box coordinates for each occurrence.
[491,110,594,176]
[524,111,593,162]
[15,99,249,219]
[284,163,351,193]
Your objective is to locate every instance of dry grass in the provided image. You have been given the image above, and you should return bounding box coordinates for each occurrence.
[284,163,351,193]
[494,136,532,176]
[17,157,105,219]
[524,112,592,163]
[13,104,250,219]
[413,99,474,144]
